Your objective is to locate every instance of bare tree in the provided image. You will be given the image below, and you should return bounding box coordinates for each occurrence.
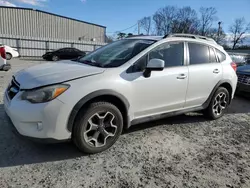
[199,7,217,36]
[171,6,200,34]
[229,17,250,49]
[206,27,226,44]
[105,35,114,43]
[152,6,178,35]
[152,13,164,35]
[139,17,152,35]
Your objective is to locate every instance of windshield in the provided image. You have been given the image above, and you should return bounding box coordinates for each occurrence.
[77,39,155,67]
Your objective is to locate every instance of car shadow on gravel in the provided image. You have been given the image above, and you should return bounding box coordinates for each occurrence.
[227,95,250,114]
[126,95,250,134]
[0,95,249,168]
[0,104,84,168]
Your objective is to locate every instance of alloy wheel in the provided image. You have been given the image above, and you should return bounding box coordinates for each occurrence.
[83,111,117,148]
[212,92,227,116]
[52,55,58,61]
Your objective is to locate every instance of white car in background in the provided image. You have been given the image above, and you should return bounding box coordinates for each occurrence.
[0,45,11,71]
[1,44,19,60]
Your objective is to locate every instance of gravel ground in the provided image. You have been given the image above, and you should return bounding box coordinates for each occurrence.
[1,59,250,188]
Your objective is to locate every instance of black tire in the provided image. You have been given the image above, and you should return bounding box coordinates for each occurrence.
[52,55,59,61]
[203,87,230,120]
[3,63,11,71]
[6,53,12,60]
[73,102,123,154]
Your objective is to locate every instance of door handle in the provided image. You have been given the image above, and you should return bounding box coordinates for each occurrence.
[213,69,220,74]
[177,74,187,79]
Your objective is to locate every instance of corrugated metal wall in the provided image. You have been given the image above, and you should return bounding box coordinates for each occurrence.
[0,7,106,43]
[0,34,106,57]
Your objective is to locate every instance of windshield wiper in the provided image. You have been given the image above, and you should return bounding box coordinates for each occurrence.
[77,60,103,68]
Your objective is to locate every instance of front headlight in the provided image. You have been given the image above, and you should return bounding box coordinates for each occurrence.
[21,84,69,103]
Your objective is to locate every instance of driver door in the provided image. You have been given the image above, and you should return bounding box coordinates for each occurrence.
[126,42,188,119]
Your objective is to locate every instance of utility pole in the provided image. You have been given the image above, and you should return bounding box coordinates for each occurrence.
[138,21,140,35]
[217,21,222,43]
[217,21,222,37]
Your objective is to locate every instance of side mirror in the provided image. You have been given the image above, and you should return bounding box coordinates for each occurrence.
[143,58,164,78]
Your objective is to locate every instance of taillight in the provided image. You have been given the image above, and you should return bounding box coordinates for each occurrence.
[0,47,6,59]
[231,62,237,71]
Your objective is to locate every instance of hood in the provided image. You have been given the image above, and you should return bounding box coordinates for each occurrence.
[237,65,250,75]
[14,60,105,89]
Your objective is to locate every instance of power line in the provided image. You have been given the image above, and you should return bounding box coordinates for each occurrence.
[79,22,139,41]
[106,23,138,33]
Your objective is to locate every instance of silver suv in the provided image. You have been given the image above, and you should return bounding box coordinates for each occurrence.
[4,34,238,153]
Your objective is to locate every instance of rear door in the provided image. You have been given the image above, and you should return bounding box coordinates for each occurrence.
[72,48,82,58]
[64,48,73,59]
[185,42,222,107]
[56,48,67,59]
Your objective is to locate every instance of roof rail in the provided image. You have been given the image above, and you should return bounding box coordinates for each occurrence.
[163,33,217,44]
[126,34,148,38]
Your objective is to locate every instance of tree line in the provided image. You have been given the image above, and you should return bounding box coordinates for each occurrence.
[111,6,250,49]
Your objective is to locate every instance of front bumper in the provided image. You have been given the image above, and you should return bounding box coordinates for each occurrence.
[4,90,71,141]
[11,50,19,58]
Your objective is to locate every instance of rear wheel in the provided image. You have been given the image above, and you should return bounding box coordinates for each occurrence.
[73,102,123,154]
[203,87,230,119]
[6,53,12,60]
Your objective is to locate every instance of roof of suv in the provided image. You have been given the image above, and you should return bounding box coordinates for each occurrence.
[126,35,164,41]
[126,33,223,49]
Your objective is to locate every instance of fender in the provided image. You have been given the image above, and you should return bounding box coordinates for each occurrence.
[67,89,130,132]
[202,79,233,109]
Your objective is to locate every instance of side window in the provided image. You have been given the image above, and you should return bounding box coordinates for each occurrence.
[73,48,80,52]
[127,42,184,73]
[58,49,64,53]
[149,42,184,67]
[66,48,74,54]
[209,47,217,63]
[126,54,148,73]
[188,43,210,65]
[216,49,226,62]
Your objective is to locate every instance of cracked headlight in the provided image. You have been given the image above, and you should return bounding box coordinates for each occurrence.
[21,84,69,103]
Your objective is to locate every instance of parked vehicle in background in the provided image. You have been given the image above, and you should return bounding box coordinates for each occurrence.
[246,57,250,64]
[0,44,19,60]
[228,53,249,67]
[4,34,238,154]
[236,64,250,93]
[0,45,11,71]
[42,47,86,61]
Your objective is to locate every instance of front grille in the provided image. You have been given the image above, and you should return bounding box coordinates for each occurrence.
[7,78,20,100]
[237,74,250,85]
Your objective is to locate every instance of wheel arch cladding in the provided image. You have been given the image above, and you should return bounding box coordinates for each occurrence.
[203,80,233,108]
[219,82,232,102]
[67,90,130,132]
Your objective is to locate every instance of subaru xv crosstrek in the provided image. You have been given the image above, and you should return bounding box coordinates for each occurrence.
[4,34,238,154]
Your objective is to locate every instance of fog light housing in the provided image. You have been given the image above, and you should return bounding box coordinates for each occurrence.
[37,122,43,131]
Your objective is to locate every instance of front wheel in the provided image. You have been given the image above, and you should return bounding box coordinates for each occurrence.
[73,102,123,154]
[203,87,230,120]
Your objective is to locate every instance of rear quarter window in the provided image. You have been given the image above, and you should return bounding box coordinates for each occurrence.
[209,47,217,63]
[216,49,226,62]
